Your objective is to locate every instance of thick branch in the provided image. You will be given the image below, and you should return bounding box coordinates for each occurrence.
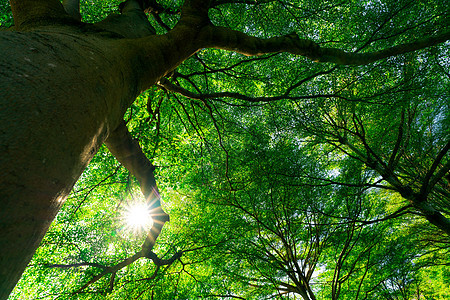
[10,0,70,30]
[413,201,450,235]
[181,0,211,21]
[200,26,450,65]
[104,122,169,253]
[77,252,143,292]
[140,0,180,14]
[428,160,450,194]
[105,122,160,209]
[76,249,182,292]
[336,136,450,235]
[145,250,183,266]
[95,0,156,38]
[420,141,450,197]
[62,0,81,21]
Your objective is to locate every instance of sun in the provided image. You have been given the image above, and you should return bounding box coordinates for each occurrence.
[123,202,153,233]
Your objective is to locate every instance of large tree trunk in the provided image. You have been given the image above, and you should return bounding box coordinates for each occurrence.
[0,5,202,295]
[0,28,142,298]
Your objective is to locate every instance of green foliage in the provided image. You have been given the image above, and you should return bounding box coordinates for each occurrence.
[79,0,122,23]
[9,0,450,299]
[0,1,12,28]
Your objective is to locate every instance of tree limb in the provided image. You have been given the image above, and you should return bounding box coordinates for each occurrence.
[105,122,161,211]
[76,251,143,292]
[145,250,183,266]
[331,124,450,235]
[9,0,71,30]
[200,26,450,65]
[76,250,181,293]
[420,141,450,197]
[104,122,169,242]
[62,0,81,21]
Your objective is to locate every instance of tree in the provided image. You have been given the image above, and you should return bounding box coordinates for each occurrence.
[1,0,449,299]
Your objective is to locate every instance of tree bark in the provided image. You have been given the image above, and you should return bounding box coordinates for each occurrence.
[0,29,141,298]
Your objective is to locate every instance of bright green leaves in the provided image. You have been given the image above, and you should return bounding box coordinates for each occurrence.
[0,1,12,28]
[79,0,122,23]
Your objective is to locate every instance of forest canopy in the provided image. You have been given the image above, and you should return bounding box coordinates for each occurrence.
[1,0,449,299]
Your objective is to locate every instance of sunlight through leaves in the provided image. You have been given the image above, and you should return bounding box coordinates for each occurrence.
[122,202,153,235]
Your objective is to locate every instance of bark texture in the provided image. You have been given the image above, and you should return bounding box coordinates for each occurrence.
[0,29,140,298]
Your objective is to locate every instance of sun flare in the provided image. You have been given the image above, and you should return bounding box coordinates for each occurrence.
[123,202,153,232]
